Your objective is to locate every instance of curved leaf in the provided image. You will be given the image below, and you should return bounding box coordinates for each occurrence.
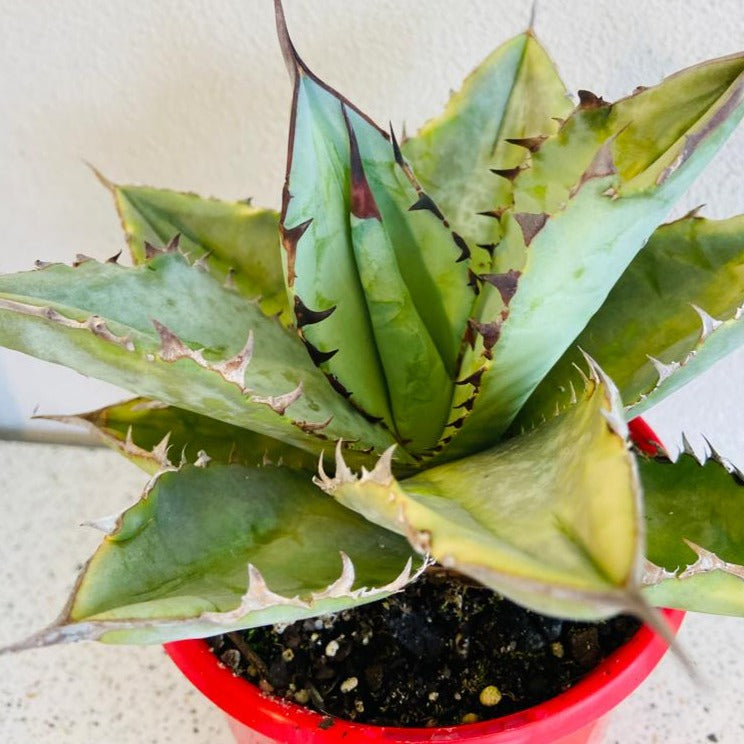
[516,214,744,427]
[641,451,744,615]
[277,3,472,451]
[2,463,422,648]
[108,182,290,322]
[46,397,319,474]
[0,253,403,461]
[402,31,572,269]
[319,364,645,620]
[443,52,744,458]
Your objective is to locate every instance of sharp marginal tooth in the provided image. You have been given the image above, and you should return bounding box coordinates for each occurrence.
[647,355,680,384]
[570,361,590,388]
[386,556,414,592]
[314,451,332,490]
[252,381,303,415]
[366,444,396,485]
[151,432,172,465]
[334,440,355,484]
[690,304,723,340]
[701,435,735,472]
[80,512,121,535]
[568,381,578,405]
[324,552,356,596]
[641,558,678,585]
[680,432,699,461]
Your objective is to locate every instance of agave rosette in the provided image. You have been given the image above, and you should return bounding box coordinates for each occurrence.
[2,1,744,650]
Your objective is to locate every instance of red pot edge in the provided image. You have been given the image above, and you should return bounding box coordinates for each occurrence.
[164,609,684,743]
[164,416,680,742]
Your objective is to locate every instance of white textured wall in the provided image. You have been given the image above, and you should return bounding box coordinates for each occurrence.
[1,0,743,457]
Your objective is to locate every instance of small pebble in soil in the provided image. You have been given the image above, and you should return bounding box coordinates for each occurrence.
[207,569,639,727]
[340,677,358,693]
[294,689,310,705]
[479,685,502,707]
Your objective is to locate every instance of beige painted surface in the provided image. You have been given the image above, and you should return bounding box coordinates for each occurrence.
[1,0,743,460]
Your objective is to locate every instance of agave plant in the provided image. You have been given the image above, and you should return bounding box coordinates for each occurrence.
[2,1,744,655]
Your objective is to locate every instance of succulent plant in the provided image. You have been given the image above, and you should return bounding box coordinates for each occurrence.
[2,0,744,655]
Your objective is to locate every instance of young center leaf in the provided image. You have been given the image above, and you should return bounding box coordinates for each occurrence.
[276,1,473,452]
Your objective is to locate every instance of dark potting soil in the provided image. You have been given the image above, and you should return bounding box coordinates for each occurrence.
[207,569,640,727]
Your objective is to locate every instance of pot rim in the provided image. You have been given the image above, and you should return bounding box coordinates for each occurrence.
[165,416,681,742]
[165,610,683,743]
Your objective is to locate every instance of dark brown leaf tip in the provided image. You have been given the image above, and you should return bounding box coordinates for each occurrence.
[455,367,486,389]
[452,232,471,262]
[294,296,336,328]
[491,166,524,182]
[455,396,476,412]
[467,319,502,359]
[303,338,338,366]
[476,242,499,258]
[577,89,609,110]
[514,212,549,246]
[325,372,352,398]
[389,123,405,167]
[571,138,619,197]
[409,192,445,221]
[357,409,384,425]
[343,106,382,220]
[280,218,313,287]
[72,254,95,267]
[479,269,521,306]
[467,269,481,295]
[144,241,163,260]
[478,207,507,220]
[585,139,617,178]
[505,135,548,153]
[274,0,309,84]
[292,416,333,434]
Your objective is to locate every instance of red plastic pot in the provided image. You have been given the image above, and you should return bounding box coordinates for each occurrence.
[165,417,680,744]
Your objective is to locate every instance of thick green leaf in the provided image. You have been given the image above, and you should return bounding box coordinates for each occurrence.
[516,214,744,427]
[46,397,319,474]
[2,464,421,647]
[319,364,645,620]
[402,31,572,269]
[0,253,403,461]
[443,52,744,459]
[641,452,744,615]
[628,304,744,417]
[277,5,472,451]
[109,182,290,323]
